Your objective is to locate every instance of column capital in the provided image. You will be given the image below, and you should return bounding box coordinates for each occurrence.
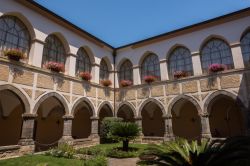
[134,116,142,120]
[62,115,74,120]
[91,116,99,120]
[22,113,37,119]
[200,112,210,118]
[163,115,172,119]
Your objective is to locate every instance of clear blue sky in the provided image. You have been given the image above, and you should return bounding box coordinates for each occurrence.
[34,0,250,48]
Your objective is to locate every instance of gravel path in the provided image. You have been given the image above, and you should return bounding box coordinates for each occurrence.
[108,157,139,166]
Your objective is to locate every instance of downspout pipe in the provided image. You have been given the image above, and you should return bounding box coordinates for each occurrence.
[113,49,117,117]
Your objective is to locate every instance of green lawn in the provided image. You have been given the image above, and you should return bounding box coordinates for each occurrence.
[0,155,83,166]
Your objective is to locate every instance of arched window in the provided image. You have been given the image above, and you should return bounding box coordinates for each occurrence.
[75,48,91,74]
[119,60,133,82]
[141,53,161,81]
[240,31,250,67]
[99,59,109,81]
[168,47,193,78]
[0,16,31,57]
[42,34,66,66]
[201,38,234,73]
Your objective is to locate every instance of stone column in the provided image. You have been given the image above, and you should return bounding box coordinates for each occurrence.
[18,113,37,153]
[163,115,174,141]
[28,39,45,67]
[200,113,212,139]
[91,64,100,84]
[135,116,143,136]
[231,42,244,69]
[59,115,74,144]
[65,54,76,77]
[90,117,100,143]
[160,60,169,81]
[133,66,141,85]
[191,52,203,76]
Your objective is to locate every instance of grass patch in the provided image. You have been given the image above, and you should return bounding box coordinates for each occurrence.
[0,155,83,166]
[78,143,149,158]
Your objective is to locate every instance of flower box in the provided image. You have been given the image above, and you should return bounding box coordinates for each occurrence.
[208,63,227,73]
[44,61,65,73]
[120,80,132,87]
[79,72,92,81]
[173,70,188,79]
[101,79,112,87]
[4,49,26,61]
[144,75,157,84]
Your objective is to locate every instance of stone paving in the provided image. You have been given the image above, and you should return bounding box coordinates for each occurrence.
[108,157,139,166]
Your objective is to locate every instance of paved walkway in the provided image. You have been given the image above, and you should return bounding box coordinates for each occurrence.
[108,157,139,166]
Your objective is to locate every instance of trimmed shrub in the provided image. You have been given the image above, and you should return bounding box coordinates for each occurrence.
[100,117,123,144]
[45,143,75,159]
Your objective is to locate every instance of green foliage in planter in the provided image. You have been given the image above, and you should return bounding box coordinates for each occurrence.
[82,156,107,166]
[108,122,140,151]
[107,147,139,158]
[100,117,123,144]
[45,143,76,159]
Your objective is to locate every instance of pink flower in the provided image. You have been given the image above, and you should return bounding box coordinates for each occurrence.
[208,63,227,73]
[44,61,65,73]
[144,75,157,84]
[173,70,188,79]
[79,72,92,81]
[101,79,112,87]
[120,80,132,87]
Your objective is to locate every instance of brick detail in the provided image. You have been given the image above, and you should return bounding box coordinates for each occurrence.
[35,90,46,99]
[86,87,96,98]
[0,64,9,81]
[200,78,218,92]
[221,75,241,89]
[151,85,164,97]
[166,84,179,95]
[23,88,32,98]
[125,89,136,100]
[72,82,84,95]
[98,88,105,99]
[182,81,198,93]
[57,80,70,93]
[13,70,34,86]
[137,87,150,99]
[37,74,54,89]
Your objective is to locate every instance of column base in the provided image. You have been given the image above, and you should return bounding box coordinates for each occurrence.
[89,134,100,144]
[201,133,212,139]
[59,136,74,145]
[18,139,35,155]
[164,133,175,141]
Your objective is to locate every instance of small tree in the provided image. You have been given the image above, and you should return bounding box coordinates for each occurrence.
[109,122,140,151]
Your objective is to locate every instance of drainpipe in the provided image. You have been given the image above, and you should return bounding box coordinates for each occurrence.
[113,49,117,117]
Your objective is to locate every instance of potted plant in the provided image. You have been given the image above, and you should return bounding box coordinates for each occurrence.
[4,49,26,61]
[144,75,157,84]
[208,63,227,73]
[79,72,92,81]
[120,80,132,87]
[173,70,188,79]
[101,79,112,87]
[44,61,65,73]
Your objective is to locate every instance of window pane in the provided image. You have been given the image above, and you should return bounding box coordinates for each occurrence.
[76,48,91,74]
[141,54,161,81]
[241,31,250,67]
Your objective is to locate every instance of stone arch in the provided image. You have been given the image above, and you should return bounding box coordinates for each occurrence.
[203,90,244,115]
[168,95,202,140]
[204,90,246,138]
[71,97,96,117]
[199,35,231,52]
[100,56,113,71]
[78,46,95,64]
[45,32,71,54]
[97,101,114,116]
[138,98,166,117]
[116,58,132,71]
[168,95,201,116]
[166,44,191,60]
[139,98,165,137]
[116,102,136,122]
[1,12,36,40]
[138,51,159,66]
[33,92,69,115]
[0,84,30,113]
[240,26,250,41]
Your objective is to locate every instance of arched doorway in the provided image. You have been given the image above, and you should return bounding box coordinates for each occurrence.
[72,101,93,139]
[208,95,245,138]
[171,99,202,140]
[117,105,135,122]
[0,90,25,146]
[141,102,165,137]
[34,96,65,151]
[98,104,113,134]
